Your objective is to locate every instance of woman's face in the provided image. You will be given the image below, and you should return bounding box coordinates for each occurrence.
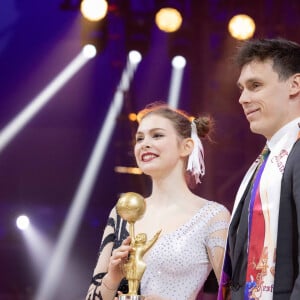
[134,114,184,178]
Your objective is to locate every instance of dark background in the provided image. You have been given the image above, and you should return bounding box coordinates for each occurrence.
[1,1,299,299]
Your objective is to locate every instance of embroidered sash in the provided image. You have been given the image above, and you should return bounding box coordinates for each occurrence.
[244,146,270,299]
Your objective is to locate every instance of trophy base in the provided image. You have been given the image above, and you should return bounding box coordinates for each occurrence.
[118,295,145,300]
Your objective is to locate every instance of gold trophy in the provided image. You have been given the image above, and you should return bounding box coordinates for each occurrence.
[116,192,161,300]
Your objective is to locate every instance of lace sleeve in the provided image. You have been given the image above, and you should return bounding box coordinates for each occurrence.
[204,205,230,256]
[204,203,230,282]
[85,206,129,300]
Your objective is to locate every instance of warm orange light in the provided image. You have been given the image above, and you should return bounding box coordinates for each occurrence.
[155,8,183,33]
[128,113,137,122]
[80,0,108,22]
[228,14,256,40]
[114,166,143,175]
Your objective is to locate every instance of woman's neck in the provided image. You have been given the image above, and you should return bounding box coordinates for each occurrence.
[149,174,192,205]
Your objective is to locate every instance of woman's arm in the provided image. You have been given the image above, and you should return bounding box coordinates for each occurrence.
[85,208,131,300]
[205,206,231,282]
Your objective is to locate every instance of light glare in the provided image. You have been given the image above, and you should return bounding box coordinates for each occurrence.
[129,50,142,64]
[83,44,97,58]
[168,57,186,108]
[81,0,108,22]
[21,222,54,277]
[155,8,182,33]
[114,166,142,175]
[128,113,137,122]
[172,55,186,69]
[16,215,30,230]
[228,14,256,40]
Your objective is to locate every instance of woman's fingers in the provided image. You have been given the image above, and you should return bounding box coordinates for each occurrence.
[114,290,123,299]
[122,236,131,246]
[112,243,131,261]
[110,236,132,268]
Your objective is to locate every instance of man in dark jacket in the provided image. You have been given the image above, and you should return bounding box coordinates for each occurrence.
[219,38,300,300]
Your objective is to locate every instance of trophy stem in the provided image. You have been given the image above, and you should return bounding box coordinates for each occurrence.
[128,222,135,243]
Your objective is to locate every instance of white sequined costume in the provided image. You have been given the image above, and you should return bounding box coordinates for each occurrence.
[141,201,228,299]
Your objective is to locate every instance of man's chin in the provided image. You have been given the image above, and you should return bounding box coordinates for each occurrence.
[249,123,262,135]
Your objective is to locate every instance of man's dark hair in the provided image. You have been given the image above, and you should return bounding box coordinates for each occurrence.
[234,38,300,80]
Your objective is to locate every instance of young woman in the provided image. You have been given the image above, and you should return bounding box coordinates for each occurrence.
[86,102,230,300]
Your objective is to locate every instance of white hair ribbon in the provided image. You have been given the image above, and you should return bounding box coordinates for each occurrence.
[186,120,205,184]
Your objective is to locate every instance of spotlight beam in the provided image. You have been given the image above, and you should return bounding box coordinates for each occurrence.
[21,222,53,277]
[168,56,186,108]
[34,54,141,300]
[0,48,94,154]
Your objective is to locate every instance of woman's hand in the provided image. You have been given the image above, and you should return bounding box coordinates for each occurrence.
[107,236,132,283]
[114,291,123,300]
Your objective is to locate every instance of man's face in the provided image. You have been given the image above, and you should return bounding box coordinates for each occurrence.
[237,59,292,140]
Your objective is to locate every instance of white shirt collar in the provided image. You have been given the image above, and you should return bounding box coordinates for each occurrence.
[267,117,300,151]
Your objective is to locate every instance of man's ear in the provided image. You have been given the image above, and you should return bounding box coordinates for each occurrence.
[180,138,194,157]
[289,73,300,97]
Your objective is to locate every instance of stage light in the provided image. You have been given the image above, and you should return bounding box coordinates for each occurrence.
[128,112,137,122]
[20,220,54,277]
[114,166,142,175]
[129,50,142,64]
[80,0,108,21]
[168,55,186,108]
[228,14,256,40]
[82,44,97,58]
[155,7,182,33]
[16,215,30,231]
[0,48,95,154]
[172,55,186,68]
